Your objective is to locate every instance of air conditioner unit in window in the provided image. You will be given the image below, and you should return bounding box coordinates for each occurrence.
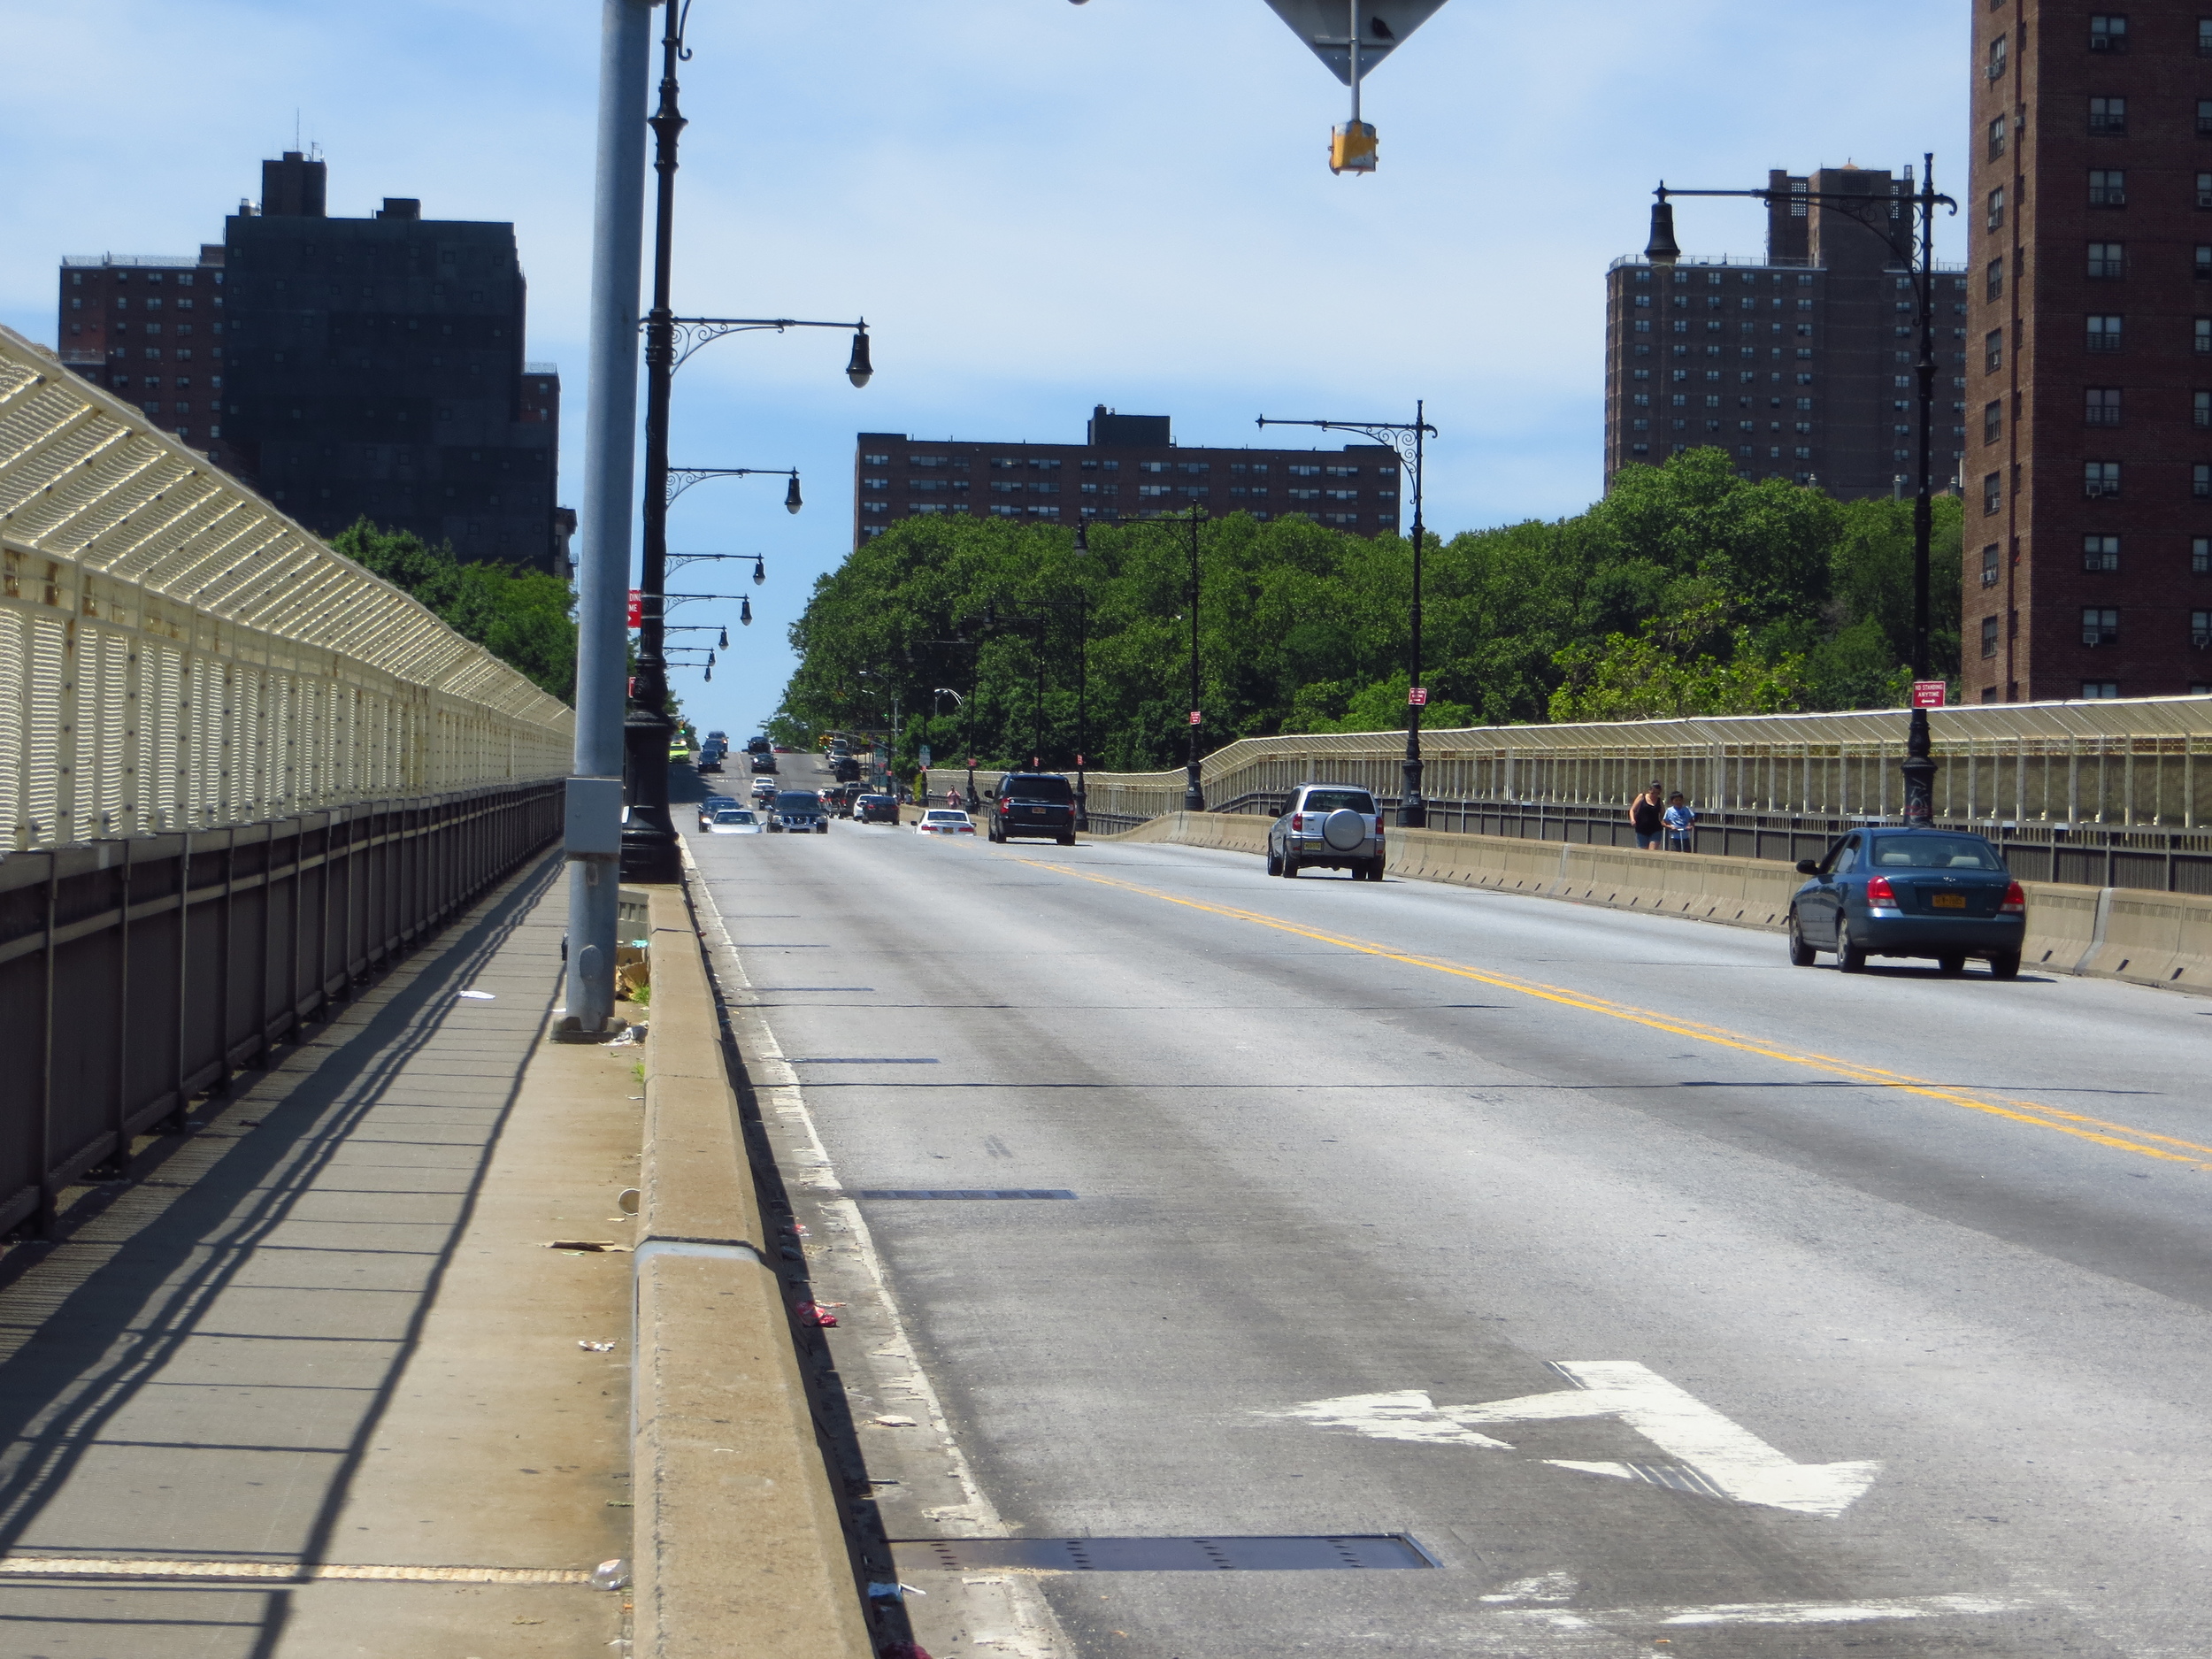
[2195,631,2212,650]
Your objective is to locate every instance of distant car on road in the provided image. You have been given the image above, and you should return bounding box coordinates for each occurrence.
[986,772,1076,846]
[770,790,830,833]
[697,747,724,773]
[918,808,976,836]
[1787,827,2024,978]
[696,795,737,828]
[749,778,779,804]
[855,793,898,824]
[749,751,778,774]
[706,808,764,835]
[1267,783,1384,879]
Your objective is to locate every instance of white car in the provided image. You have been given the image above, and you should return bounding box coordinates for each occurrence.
[917,808,976,836]
[707,808,764,835]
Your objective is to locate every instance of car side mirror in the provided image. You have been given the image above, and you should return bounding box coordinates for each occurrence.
[983,789,996,800]
[1794,859,1820,876]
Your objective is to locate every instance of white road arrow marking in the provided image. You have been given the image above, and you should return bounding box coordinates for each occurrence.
[1268,1361,1879,1517]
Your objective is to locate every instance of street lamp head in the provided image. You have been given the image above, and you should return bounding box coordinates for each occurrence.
[784,472,803,514]
[718,626,729,649]
[751,555,766,585]
[739,595,753,626]
[845,325,872,388]
[1073,521,1089,554]
[1644,194,1682,267]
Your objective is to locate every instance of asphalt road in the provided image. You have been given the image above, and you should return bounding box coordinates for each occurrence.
[689,767,2212,1659]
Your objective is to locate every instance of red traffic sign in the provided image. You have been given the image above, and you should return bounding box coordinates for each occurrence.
[626,588,643,628]
[1408,687,1429,707]
[1910,680,1947,710]
[1188,710,1202,726]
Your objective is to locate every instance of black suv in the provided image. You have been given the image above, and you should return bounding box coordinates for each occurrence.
[987,772,1077,845]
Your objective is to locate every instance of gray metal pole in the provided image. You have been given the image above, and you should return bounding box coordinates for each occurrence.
[562,0,657,1036]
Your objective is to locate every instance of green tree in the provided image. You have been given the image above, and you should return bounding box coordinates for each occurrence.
[331,519,578,703]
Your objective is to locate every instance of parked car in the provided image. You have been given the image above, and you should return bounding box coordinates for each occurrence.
[918,808,977,836]
[696,795,738,828]
[706,808,764,835]
[769,789,830,833]
[1266,783,1385,879]
[986,772,1076,846]
[1786,827,2024,977]
[855,793,899,825]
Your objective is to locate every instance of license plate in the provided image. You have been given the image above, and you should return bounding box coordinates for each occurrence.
[1029,807,1046,815]
[1932,892,1967,909]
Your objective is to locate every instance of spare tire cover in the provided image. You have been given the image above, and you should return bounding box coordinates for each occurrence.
[1322,807,1368,851]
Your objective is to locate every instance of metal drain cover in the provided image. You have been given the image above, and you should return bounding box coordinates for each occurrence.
[890,1535,1437,1571]
[855,1189,1077,1201]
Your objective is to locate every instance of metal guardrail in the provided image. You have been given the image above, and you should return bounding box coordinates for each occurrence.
[0,323,572,851]
[0,779,562,1238]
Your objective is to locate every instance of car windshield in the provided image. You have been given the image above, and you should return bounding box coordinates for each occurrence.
[1868,834,2006,871]
[999,775,1073,803]
[715,810,752,824]
[776,793,822,811]
[1302,789,1377,814]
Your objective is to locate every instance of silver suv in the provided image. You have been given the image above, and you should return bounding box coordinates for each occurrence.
[1267,783,1385,880]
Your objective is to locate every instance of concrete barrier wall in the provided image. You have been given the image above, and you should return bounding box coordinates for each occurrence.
[1109,815,2212,995]
[634,888,874,1659]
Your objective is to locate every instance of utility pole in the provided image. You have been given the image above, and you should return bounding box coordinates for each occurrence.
[560,0,657,1038]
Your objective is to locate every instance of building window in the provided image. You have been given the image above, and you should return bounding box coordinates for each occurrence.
[2082,680,2121,698]
[2085,534,2121,571]
[2090,169,2127,207]
[1986,257,2004,301]
[2087,313,2124,351]
[2196,537,2212,573]
[1988,115,2008,159]
[2086,387,2123,426]
[1984,472,2002,514]
[2083,608,2121,646]
[2089,14,2127,50]
[2198,391,2212,429]
[2201,16,2212,53]
[2086,461,2123,498]
[1986,329,2004,372]
[1989,33,2008,78]
[2089,96,2128,134]
[2199,463,2212,499]
[1986,186,2006,229]
[2200,319,2212,354]
[1982,615,2001,657]
[2195,611,2212,648]
[2088,242,2125,279]
[1982,544,2001,587]
[1985,400,2004,442]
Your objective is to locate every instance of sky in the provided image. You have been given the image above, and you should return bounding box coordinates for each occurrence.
[0,0,1973,741]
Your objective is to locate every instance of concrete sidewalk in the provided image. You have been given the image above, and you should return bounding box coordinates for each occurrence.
[0,852,641,1658]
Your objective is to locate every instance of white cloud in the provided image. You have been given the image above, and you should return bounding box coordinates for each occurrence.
[0,0,1970,735]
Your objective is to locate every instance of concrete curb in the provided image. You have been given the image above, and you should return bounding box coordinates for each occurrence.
[1103,815,2212,993]
[631,884,874,1659]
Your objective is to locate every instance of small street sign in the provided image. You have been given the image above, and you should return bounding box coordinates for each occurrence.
[626,589,642,628]
[918,745,933,769]
[1189,710,1203,726]
[1408,687,1429,706]
[1911,680,1947,709]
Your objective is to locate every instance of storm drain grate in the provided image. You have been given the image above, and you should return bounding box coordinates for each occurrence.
[890,1535,1436,1572]
[856,1188,1076,1201]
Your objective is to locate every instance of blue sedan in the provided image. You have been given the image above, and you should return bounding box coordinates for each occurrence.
[1786,828,2025,978]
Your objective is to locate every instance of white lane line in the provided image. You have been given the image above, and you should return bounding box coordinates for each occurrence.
[0,1556,591,1585]
[1496,1594,2031,1630]
[1269,1361,1879,1517]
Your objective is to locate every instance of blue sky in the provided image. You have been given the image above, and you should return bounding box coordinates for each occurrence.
[0,0,1971,739]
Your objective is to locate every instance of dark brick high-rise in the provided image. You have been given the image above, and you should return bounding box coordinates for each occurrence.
[1604,165,1971,502]
[1967,4,2212,702]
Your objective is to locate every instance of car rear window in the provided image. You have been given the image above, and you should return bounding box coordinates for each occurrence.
[1302,789,1377,815]
[1869,834,2005,871]
[777,793,822,811]
[1000,775,1073,803]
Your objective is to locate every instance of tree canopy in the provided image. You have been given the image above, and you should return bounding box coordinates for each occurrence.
[773,448,1962,774]
[331,519,579,703]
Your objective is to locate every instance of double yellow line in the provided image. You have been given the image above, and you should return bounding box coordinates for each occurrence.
[1018,856,2212,1171]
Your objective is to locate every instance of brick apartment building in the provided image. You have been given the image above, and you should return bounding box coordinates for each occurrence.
[1968,4,2212,702]
[1604,165,1971,501]
[853,407,1401,548]
[58,152,565,571]
[58,247,242,474]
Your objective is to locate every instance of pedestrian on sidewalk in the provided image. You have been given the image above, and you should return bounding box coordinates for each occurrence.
[1631,781,1665,850]
[1663,792,1697,852]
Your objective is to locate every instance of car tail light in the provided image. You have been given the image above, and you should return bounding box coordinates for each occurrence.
[1000,800,1011,813]
[1865,875,1897,905]
[1290,813,1303,832]
[2001,880,2025,914]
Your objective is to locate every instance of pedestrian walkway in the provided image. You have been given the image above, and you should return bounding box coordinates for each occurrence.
[0,852,641,1658]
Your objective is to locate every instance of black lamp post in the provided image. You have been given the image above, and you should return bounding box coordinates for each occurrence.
[618,3,873,883]
[1647,157,1955,826]
[1256,405,1436,826]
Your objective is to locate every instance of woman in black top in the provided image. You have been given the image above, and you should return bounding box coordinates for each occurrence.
[1631,782,1664,850]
